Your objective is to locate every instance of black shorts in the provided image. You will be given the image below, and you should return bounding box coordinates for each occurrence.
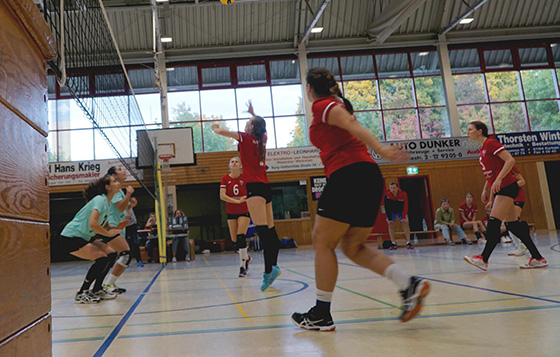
[60,235,89,254]
[246,182,272,203]
[495,181,519,199]
[514,201,525,209]
[227,212,250,220]
[96,233,121,243]
[317,162,384,227]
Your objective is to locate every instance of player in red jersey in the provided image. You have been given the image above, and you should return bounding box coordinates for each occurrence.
[291,67,430,331]
[220,156,252,277]
[384,182,413,250]
[464,121,546,270]
[459,192,487,243]
[212,104,281,291]
[506,167,529,256]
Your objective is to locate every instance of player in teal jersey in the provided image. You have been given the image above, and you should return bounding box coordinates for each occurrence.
[60,175,129,303]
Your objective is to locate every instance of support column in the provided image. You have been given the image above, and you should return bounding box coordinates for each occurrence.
[437,34,461,136]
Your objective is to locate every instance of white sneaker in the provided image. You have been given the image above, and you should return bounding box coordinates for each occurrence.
[172,257,177,262]
[520,257,548,269]
[508,245,528,256]
[501,236,512,243]
[93,289,117,300]
[464,255,488,271]
[74,291,100,304]
[103,283,126,294]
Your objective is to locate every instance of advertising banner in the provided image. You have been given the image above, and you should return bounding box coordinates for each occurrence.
[48,158,142,186]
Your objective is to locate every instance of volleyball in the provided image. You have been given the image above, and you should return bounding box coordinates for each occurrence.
[220,0,235,4]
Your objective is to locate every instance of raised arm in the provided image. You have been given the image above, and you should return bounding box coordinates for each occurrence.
[115,186,134,212]
[212,124,240,141]
[327,106,408,162]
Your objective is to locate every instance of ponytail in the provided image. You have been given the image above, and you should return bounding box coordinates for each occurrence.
[307,67,354,114]
[249,116,267,161]
[83,175,112,202]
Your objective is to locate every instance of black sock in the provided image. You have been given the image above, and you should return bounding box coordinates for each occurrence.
[93,252,117,292]
[481,217,502,262]
[475,231,482,239]
[269,226,280,267]
[506,220,542,260]
[256,225,273,273]
[79,256,109,293]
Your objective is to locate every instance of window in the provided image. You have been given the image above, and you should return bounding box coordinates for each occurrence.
[271,181,309,219]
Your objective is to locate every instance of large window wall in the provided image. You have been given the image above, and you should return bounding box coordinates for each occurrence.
[47,40,560,162]
[451,42,560,135]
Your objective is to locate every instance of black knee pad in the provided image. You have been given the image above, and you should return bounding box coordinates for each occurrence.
[117,250,131,267]
[236,234,247,249]
[256,225,271,249]
[487,217,502,238]
[107,252,118,266]
[505,220,529,238]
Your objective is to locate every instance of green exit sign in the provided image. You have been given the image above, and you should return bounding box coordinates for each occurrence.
[407,166,418,175]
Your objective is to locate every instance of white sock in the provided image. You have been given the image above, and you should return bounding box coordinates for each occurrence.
[383,264,410,291]
[105,274,118,285]
[316,289,333,303]
[239,248,248,266]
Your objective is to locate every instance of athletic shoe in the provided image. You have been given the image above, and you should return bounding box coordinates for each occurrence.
[260,265,281,291]
[399,276,431,323]
[406,242,414,250]
[389,242,398,250]
[239,267,247,277]
[137,261,144,267]
[245,255,252,271]
[508,245,528,256]
[462,238,473,245]
[74,291,100,304]
[172,257,177,262]
[464,254,488,271]
[92,289,117,300]
[291,307,335,331]
[477,238,487,245]
[520,257,548,269]
[446,240,455,246]
[501,236,512,243]
[103,283,126,294]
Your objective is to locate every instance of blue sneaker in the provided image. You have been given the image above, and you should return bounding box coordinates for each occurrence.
[260,265,281,291]
[137,261,144,267]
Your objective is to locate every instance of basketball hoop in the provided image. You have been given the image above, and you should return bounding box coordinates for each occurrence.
[159,154,174,163]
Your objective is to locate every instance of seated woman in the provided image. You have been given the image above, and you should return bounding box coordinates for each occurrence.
[459,192,488,244]
[144,212,157,263]
[170,209,189,262]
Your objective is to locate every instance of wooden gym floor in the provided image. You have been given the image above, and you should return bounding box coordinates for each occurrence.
[51,231,560,356]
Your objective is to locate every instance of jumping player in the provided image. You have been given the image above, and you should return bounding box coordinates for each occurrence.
[464,121,547,270]
[220,156,252,277]
[384,182,413,250]
[291,67,430,331]
[212,103,281,291]
[59,175,128,303]
[102,166,134,294]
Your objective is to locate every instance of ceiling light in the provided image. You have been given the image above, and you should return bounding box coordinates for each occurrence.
[418,52,429,56]
[166,67,175,71]
[161,36,172,43]
[311,27,323,33]
[459,18,474,24]
[156,0,169,3]
[551,43,558,47]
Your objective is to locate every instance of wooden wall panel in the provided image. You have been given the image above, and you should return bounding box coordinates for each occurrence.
[0,315,51,357]
[0,106,49,222]
[275,219,313,246]
[0,1,54,135]
[0,219,50,341]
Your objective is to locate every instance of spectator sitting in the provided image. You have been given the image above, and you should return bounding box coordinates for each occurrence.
[459,192,488,244]
[434,198,471,246]
[145,212,157,263]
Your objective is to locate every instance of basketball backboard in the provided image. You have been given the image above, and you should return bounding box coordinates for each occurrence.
[136,127,196,168]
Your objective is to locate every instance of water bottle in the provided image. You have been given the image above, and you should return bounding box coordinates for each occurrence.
[413,234,418,245]
[422,218,428,231]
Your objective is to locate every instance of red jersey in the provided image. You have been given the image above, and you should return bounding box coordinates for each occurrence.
[384,189,408,216]
[220,174,249,214]
[479,138,516,188]
[238,131,268,183]
[458,202,478,224]
[309,96,374,178]
[511,166,525,203]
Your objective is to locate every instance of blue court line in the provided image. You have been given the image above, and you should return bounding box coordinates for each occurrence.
[551,244,560,253]
[92,267,164,357]
[423,276,560,304]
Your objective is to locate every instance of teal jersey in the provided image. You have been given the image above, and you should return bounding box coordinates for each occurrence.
[61,194,110,241]
[109,190,127,236]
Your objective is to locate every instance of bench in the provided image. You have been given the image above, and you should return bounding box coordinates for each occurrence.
[370,230,439,248]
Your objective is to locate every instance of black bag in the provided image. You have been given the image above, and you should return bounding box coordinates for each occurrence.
[382,240,393,249]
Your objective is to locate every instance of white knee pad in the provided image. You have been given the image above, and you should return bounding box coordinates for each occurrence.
[116,250,131,267]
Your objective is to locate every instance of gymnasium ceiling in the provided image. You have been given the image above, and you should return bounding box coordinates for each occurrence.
[90,0,560,64]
